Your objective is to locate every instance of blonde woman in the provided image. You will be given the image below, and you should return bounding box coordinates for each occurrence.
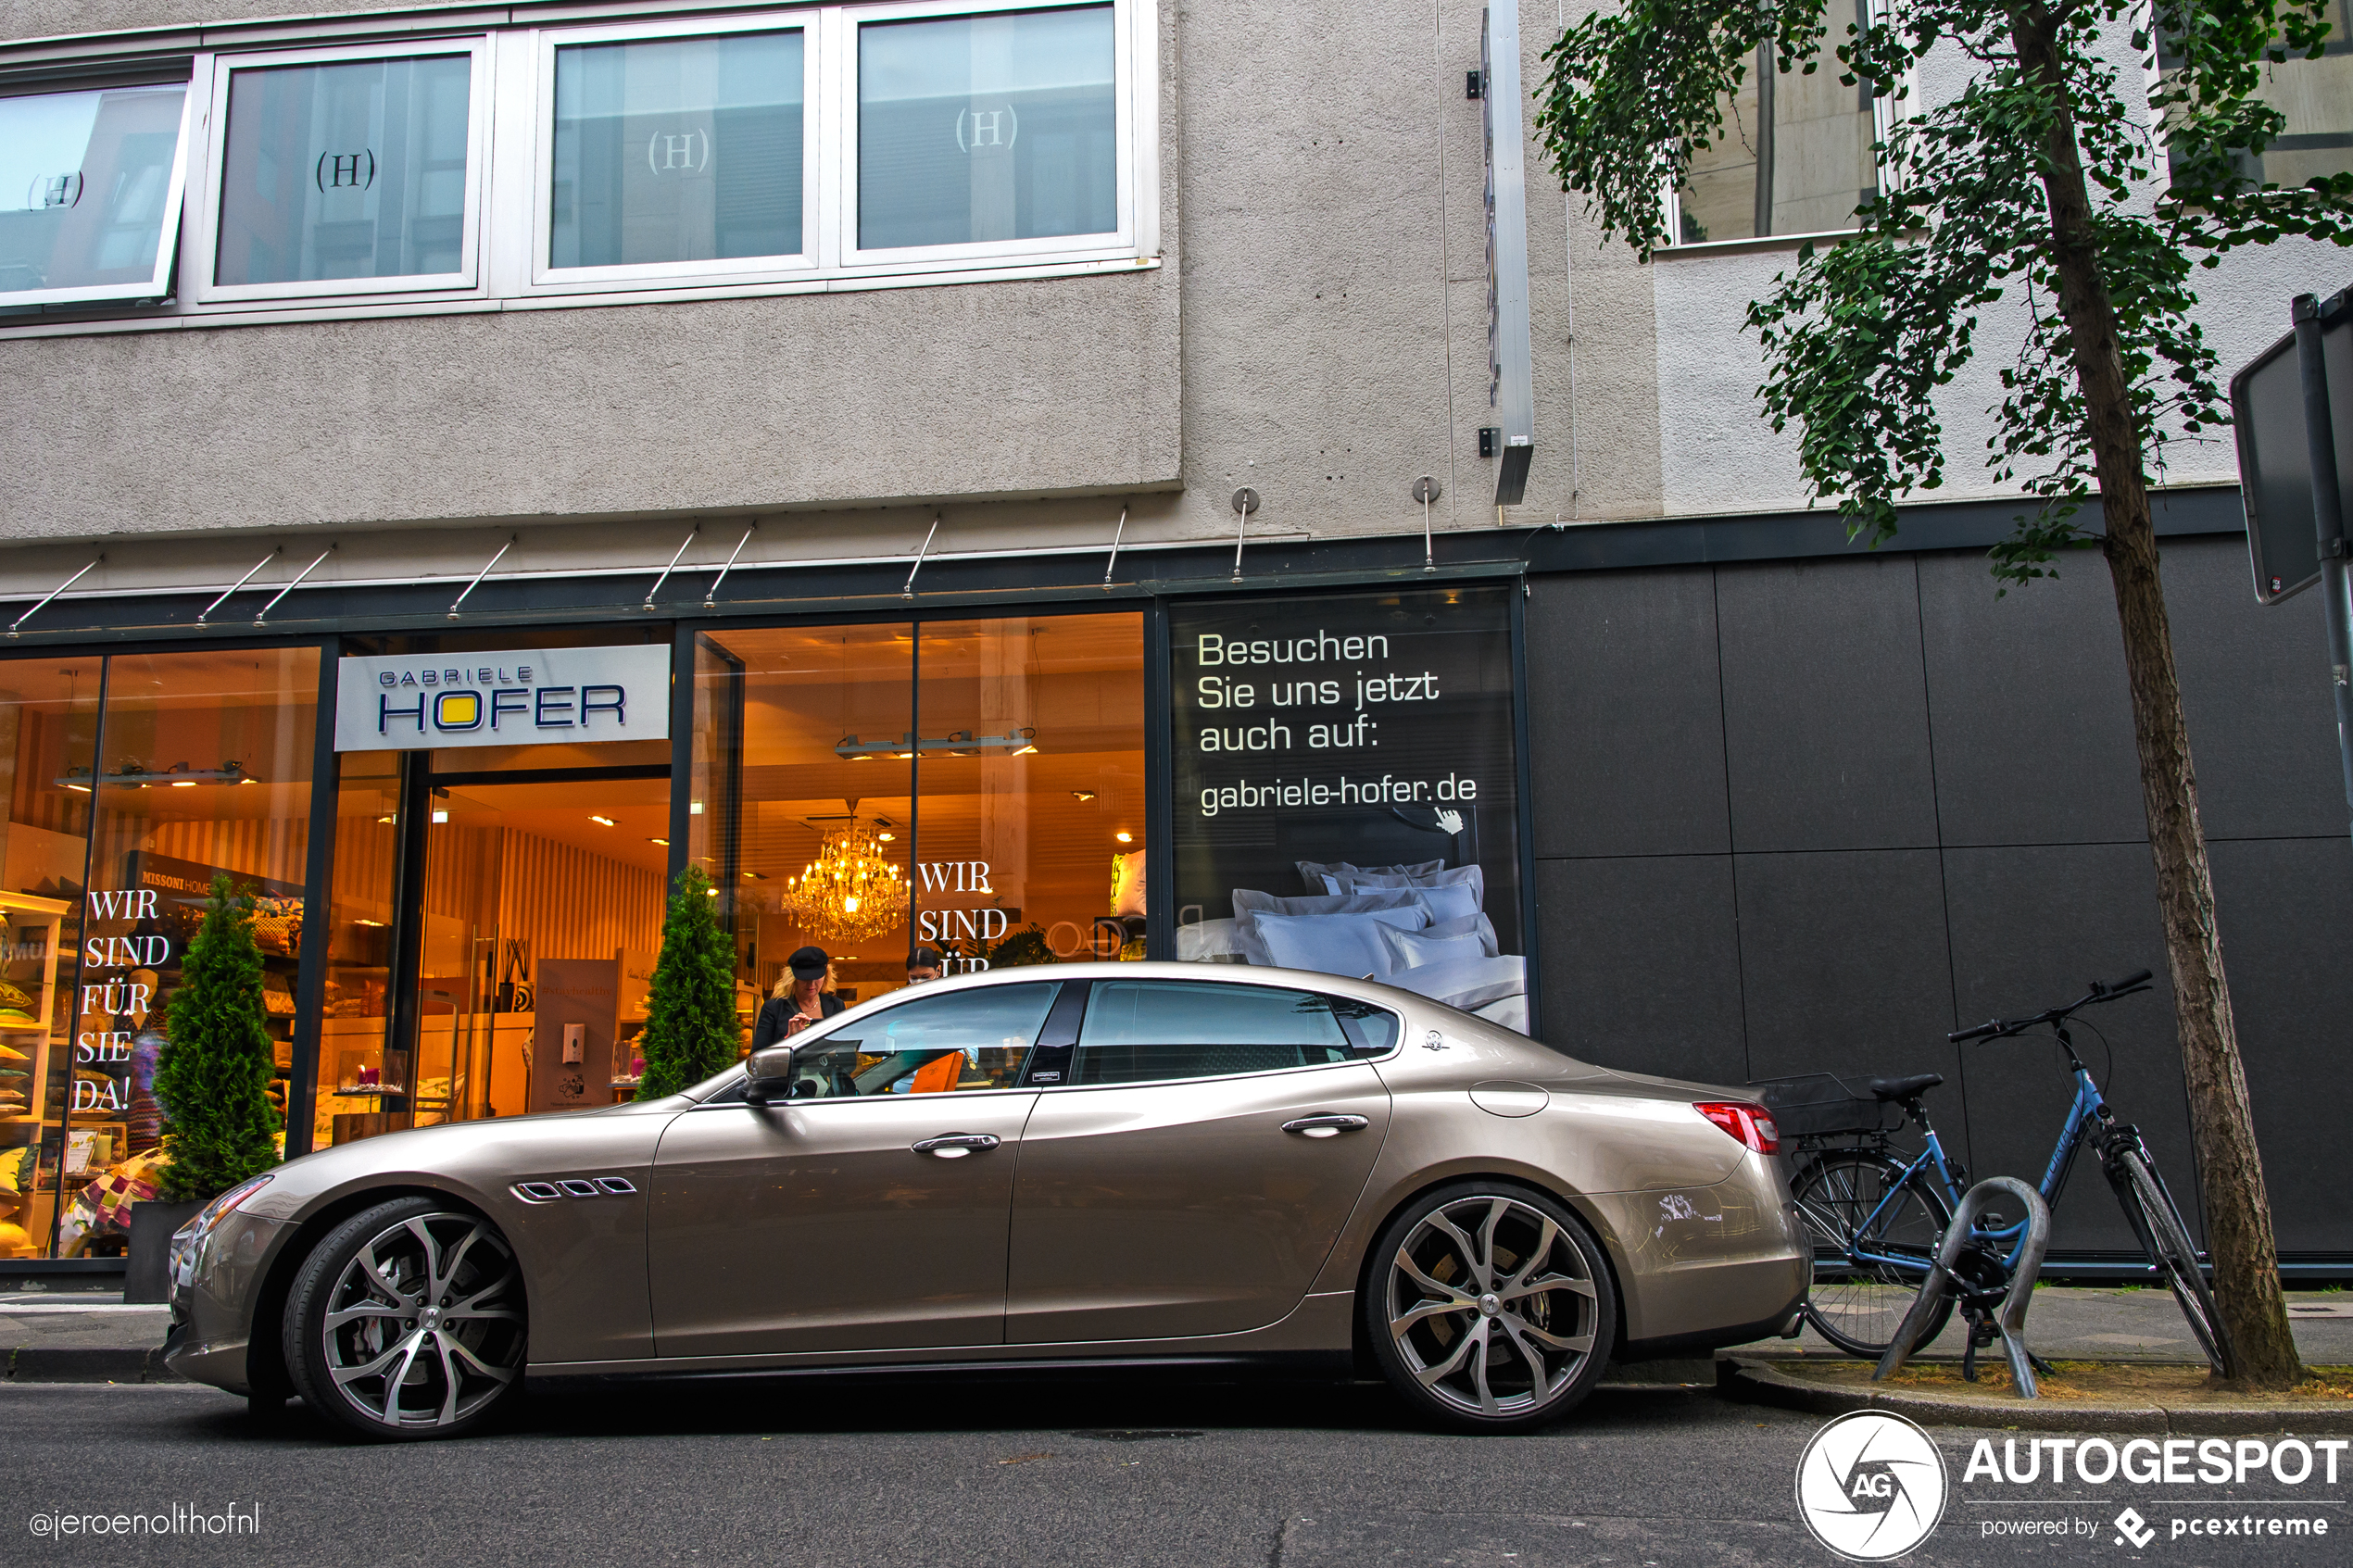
[750,946,842,1050]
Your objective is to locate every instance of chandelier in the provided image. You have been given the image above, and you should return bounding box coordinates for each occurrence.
[782,804,904,944]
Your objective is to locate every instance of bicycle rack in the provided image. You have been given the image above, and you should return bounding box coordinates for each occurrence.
[1872,1175,2052,1398]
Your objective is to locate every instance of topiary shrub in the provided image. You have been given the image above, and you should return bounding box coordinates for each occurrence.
[154,874,282,1202]
[635,864,740,1100]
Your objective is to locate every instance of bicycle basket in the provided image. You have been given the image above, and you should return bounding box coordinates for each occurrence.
[1748,1073,1889,1139]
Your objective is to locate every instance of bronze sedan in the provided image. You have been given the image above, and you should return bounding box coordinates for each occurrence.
[166,962,1807,1440]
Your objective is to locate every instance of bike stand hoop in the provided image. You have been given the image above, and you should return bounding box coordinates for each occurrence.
[1872,1175,2052,1398]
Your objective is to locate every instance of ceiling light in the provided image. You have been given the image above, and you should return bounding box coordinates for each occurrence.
[591,814,614,826]
[376,814,396,824]
[690,801,704,815]
[170,780,196,787]
[1115,832,1133,844]
[648,836,669,847]
[877,832,895,842]
[742,870,767,881]
[1071,790,1097,802]
[355,919,384,928]
[432,809,449,824]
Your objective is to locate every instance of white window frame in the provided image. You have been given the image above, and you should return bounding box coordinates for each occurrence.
[522,10,820,293]
[190,35,494,306]
[835,0,1137,274]
[0,79,198,308]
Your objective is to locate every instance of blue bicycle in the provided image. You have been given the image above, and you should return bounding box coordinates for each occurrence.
[1765,971,2230,1374]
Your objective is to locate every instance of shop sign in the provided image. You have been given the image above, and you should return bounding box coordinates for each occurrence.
[1169,587,1530,1034]
[333,646,672,752]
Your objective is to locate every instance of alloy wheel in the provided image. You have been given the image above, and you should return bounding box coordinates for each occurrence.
[320,1210,526,1430]
[1382,1194,1601,1420]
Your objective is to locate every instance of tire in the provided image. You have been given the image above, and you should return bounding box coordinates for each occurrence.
[1790,1149,1955,1358]
[2107,1146,2233,1377]
[283,1197,528,1442]
[1364,1182,1617,1433]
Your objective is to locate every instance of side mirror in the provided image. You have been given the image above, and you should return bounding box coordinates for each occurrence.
[744,1044,796,1104]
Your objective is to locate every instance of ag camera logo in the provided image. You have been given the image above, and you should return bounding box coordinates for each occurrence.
[1796,1411,1950,1561]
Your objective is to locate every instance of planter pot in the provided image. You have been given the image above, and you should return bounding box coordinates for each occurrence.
[124,1199,206,1304]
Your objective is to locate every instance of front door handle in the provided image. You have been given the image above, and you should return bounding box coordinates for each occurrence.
[1281,1114,1370,1138]
[912,1133,1002,1159]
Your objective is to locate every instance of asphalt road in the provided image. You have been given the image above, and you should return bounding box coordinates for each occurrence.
[1,1374,2344,1567]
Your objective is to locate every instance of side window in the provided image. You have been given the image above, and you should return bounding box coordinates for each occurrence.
[788,981,1059,1098]
[1070,981,1367,1086]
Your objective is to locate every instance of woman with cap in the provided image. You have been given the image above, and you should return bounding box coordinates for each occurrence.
[751,946,844,1051]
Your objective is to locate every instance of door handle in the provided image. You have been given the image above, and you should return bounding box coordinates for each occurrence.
[912,1133,1002,1158]
[1281,1114,1370,1138]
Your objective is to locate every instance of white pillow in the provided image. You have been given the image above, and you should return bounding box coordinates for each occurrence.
[1378,923,1489,973]
[1229,887,1429,967]
[1382,954,1528,1014]
[1297,857,1445,893]
[1422,911,1501,956]
[1334,863,1486,908]
[1251,908,1428,977]
[1408,881,1482,924]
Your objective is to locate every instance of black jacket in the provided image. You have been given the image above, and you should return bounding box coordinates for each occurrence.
[750,990,845,1051]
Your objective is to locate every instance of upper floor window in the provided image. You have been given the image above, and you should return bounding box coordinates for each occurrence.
[2160,0,2353,191]
[0,0,1148,322]
[0,82,190,306]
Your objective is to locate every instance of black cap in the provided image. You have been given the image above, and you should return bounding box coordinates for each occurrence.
[908,947,942,970]
[786,946,830,980]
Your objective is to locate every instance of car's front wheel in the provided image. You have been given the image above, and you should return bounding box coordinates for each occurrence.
[1365,1183,1617,1432]
[283,1197,528,1442]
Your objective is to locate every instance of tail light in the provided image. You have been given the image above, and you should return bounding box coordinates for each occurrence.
[1694,1101,1779,1154]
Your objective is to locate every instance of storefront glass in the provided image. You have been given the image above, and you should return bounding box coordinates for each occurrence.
[0,659,99,1262]
[1169,586,1530,1033]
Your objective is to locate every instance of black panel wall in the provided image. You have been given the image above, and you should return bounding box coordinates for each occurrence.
[1526,533,2347,1257]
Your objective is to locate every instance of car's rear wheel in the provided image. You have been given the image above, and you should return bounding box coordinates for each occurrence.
[1365,1183,1616,1433]
[283,1197,527,1442]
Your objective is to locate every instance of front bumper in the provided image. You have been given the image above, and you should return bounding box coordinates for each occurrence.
[160,1208,287,1395]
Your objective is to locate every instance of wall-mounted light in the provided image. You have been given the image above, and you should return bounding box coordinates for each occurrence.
[648,836,670,847]
[432,809,449,824]
[1115,832,1134,844]
[690,801,704,815]
[591,814,615,827]
[877,832,896,842]
[1071,790,1097,802]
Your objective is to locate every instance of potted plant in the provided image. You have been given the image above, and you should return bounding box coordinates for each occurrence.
[635,865,740,1100]
[126,875,282,1303]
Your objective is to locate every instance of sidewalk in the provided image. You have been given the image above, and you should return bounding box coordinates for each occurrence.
[2,1286,2347,1386]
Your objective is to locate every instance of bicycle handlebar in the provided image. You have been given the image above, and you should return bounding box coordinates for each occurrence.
[1947,969,2157,1043]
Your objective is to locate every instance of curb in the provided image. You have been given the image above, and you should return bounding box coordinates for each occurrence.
[4,1348,182,1384]
[1719,1357,2353,1435]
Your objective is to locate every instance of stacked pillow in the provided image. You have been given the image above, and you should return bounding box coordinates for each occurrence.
[1226,885,1502,978]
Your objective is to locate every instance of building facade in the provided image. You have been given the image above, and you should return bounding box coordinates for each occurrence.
[0,0,2346,1268]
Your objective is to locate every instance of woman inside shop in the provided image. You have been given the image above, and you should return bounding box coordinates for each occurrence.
[750,947,844,1050]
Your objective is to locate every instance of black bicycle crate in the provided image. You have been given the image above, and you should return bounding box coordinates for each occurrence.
[1749,1073,1889,1139]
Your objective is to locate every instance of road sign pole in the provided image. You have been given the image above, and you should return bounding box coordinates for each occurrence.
[2291,292,2353,842]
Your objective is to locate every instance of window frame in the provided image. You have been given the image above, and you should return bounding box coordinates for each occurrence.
[0,77,199,308]
[837,0,1138,273]
[523,10,821,293]
[190,35,495,307]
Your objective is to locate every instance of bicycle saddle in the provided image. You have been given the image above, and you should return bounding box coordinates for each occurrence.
[1869,1073,1944,1102]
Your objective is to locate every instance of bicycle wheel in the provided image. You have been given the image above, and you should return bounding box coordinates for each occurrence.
[2106,1146,2233,1377]
[1790,1148,1955,1358]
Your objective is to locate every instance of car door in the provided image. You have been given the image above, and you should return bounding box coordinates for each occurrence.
[1004,978,1395,1345]
[648,979,1066,1360]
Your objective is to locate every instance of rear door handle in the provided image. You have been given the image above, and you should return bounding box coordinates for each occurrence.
[912,1134,1002,1158]
[1281,1114,1370,1138]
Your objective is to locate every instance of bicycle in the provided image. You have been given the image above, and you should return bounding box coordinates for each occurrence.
[1760,969,2233,1378]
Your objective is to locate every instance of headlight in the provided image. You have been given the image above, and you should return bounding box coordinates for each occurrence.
[169,1174,274,1293]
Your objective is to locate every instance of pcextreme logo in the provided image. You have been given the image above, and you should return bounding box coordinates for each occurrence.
[1795,1411,1951,1561]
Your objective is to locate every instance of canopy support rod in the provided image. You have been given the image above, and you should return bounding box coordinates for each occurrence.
[447,536,516,621]
[901,516,940,600]
[1101,506,1128,590]
[253,546,335,626]
[196,547,283,624]
[7,555,104,640]
[643,526,700,611]
[704,524,756,609]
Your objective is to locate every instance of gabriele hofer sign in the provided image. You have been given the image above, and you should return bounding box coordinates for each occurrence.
[333,646,672,752]
[1169,587,1529,1031]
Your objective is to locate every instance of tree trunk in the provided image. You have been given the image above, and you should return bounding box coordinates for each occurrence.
[2009,13,2303,1388]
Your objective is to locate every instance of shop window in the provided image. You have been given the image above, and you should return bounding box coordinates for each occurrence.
[1667,14,1885,245]
[66,648,320,1257]
[316,749,397,1149]
[545,19,812,279]
[856,4,1120,254]
[205,43,485,300]
[2161,1,2353,191]
[0,661,99,1262]
[0,82,192,307]
[1168,587,1531,1035]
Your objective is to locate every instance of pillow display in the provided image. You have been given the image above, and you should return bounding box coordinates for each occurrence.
[1295,858,1445,893]
[1381,954,1529,1014]
[1252,909,1427,979]
[1422,911,1501,956]
[1334,862,1485,905]
[0,1144,32,1193]
[1229,888,1428,967]
[1406,881,1482,924]
[1378,923,1491,973]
